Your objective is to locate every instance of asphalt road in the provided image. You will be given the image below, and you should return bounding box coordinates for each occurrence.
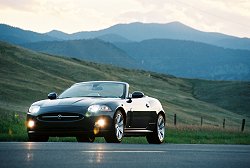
[0,142,249,168]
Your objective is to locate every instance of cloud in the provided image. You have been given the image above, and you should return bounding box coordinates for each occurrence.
[0,0,249,37]
[121,0,250,37]
[183,0,250,36]
[0,0,37,11]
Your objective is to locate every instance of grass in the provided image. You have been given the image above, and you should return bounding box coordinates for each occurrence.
[0,41,250,143]
[166,125,250,144]
[191,79,250,118]
[0,124,249,144]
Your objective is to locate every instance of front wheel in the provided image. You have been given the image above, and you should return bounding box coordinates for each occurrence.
[104,110,124,143]
[146,114,165,144]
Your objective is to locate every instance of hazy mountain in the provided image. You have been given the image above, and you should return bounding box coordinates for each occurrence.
[46,30,70,40]
[45,31,130,43]
[214,38,250,50]
[21,37,250,81]
[1,22,249,50]
[115,39,250,81]
[45,22,250,50]
[96,34,131,43]
[21,39,140,69]
[0,24,58,44]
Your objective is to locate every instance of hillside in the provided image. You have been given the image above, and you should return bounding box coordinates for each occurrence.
[45,22,250,50]
[192,79,250,118]
[21,39,139,69]
[115,39,250,81]
[21,38,250,81]
[0,24,58,44]
[0,41,249,134]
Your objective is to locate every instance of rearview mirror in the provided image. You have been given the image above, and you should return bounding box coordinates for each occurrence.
[48,92,57,100]
[132,91,144,98]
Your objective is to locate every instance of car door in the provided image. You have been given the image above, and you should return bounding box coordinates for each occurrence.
[126,97,151,128]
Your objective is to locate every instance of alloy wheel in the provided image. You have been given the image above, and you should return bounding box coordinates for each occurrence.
[157,115,165,142]
[115,113,124,140]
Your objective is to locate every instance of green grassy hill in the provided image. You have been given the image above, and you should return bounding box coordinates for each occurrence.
[21,39,140,69]
[0,41,249,136]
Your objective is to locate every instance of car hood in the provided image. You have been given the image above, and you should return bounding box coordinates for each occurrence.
[33,97,120,107]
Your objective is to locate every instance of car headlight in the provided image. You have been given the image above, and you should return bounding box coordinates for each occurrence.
[28,105,40,114]
[88,105,112,113]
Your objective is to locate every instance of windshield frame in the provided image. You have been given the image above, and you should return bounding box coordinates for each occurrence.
[58,81,129,99]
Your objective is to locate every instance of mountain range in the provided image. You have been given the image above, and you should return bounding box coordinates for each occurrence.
[45,22,250,50]
[21,38,250,81]
[0,24,57,44]
[115,39,250,80]
[1,22,250,50]
[0,22,250,81]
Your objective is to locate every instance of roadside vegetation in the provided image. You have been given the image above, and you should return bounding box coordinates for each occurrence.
[0,120,249,144]
[0,41,249,144]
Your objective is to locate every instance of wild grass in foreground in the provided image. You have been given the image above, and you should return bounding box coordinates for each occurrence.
[0,125,249,144]
[166,125,250,144]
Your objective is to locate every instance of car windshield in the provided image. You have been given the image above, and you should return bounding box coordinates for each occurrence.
[58,82,126,99]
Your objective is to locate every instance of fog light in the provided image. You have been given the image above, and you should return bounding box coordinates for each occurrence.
[27,120,35,128]
[94,127,100,135]
[96,119,105,127]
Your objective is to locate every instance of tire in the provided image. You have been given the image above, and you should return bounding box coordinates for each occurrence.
[28,134,49,142]
[104,110,124,143]
[146,114,165,144]
[76,135,95,143]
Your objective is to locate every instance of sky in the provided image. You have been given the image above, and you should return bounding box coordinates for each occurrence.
[0,0,250,38]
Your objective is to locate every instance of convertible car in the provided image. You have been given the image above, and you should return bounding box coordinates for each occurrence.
[27,81,166,144]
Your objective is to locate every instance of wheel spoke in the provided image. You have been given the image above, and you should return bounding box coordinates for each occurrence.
[159,117,162,123]
[118,120,123,127]
[159,118,164,126]
[116,131,119,138]
[158,131,162,140]
[119,129,123,138]
[159,123,165,129]
[116,115,121,123]
[116,127,120,137]
[159,129,164,138]
[120,127,123,134]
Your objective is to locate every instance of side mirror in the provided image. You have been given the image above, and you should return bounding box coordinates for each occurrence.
[127,93,132,103]
[48,92,57,100]
[132,91,144,98]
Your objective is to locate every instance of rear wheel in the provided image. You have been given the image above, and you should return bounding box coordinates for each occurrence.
[104,110,124,143]
[146,114,165,144]
[76,135,95,143]
[28,134,49,142]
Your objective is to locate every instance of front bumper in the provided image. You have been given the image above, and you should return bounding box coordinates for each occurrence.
[26,113,113,137]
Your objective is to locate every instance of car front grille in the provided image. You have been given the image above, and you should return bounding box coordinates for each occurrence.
[37,113,84,122]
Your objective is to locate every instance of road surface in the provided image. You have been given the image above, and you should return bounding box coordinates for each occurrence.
[0,142,249,168]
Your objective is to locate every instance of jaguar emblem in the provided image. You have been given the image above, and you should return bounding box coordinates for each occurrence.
[57,114,62,120]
